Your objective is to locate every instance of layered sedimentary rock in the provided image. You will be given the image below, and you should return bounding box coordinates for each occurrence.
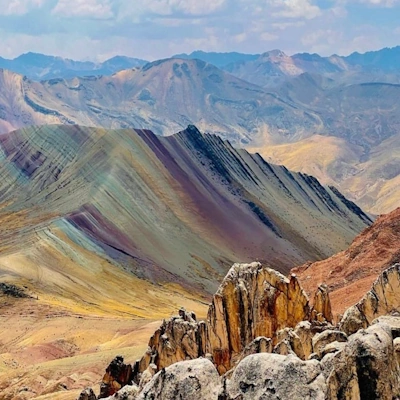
[0,124,371,400]
[0,125,369,315]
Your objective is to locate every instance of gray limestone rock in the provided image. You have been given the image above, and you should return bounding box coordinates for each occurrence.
[326,323,400,399]
[138,358,220,400]
[225,353,326,399]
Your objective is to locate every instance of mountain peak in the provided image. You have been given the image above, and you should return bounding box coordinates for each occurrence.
[260,49,288,59]
[185,124,202,136]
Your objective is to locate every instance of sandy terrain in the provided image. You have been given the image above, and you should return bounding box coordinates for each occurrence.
[0,296,207,400]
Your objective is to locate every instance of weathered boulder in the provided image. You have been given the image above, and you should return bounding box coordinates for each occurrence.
[372,315,400,338]
[207,262,310,373]
[224,353,326,399]
[339,304,368,336]
[138,358,220,400]
[326,323,400,399]
[99,356,133,398]
[312,330,347,359]
[138,364,157,391]
[77,388,96,400]
[339,264,400,335]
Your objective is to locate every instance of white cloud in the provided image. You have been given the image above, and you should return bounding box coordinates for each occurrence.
[338,0,400,6]
[0,0,397,61]
[52,0,113,19]
[272,21,306,30]
[117,0,227,18]
[301,29,338,47]
[358,0,399,6]
[233,32,247,43]
[270,0,321,19]
[260,32,279,41]
[0,0,45,15]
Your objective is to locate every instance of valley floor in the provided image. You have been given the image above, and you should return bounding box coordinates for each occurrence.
[0,298,207,400]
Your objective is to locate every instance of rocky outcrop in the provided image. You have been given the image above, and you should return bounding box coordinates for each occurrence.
[313,284,333,323]
[132,308,207,384]
[133,263,320,378]
[114,320,400,400]
[99,356,133,398]
[88,263,400,400]
[77,388,96,400]
[223,320,400,400]
[340,263,400,335]
[207,263,310,373]
[0,282,31,298]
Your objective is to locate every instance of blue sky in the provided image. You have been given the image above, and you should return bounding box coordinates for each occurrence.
[0,0,399,61]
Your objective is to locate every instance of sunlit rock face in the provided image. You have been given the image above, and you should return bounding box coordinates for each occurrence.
[127,262,335,384]
[207,263,310,374]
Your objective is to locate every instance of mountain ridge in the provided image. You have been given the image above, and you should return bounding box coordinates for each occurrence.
[0,124,370,295]
[292,207,400,315]
[0,52,148,81]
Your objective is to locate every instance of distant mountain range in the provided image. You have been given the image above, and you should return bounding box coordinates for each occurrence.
[4,46,400,83]
[172,50,260,68]
[0,46,399,214]
[0,59,319,143]
[176,46,400,87]
[0,52,147,80]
